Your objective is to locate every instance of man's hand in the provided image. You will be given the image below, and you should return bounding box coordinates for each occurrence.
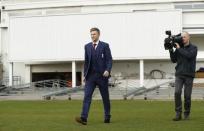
[103,70,109,77]
[175,43,180,49]
[83,78,86,83]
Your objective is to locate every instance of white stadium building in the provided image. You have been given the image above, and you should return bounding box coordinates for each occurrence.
[0,0,204,90]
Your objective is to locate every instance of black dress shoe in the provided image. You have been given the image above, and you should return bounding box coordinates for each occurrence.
[104,119,110,123]
[184,115,190,120]
[75,117,87,125]
[173,113,182,121]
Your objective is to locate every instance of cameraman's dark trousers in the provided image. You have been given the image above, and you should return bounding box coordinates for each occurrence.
[169,43,197,116]
[175,76,193,116]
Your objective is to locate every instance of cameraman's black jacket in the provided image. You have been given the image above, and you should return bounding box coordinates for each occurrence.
[169,43,197,78]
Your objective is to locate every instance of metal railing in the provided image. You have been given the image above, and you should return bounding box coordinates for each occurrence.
[9,79,70,89]
[123,80,175,99]
[0,77,204,100]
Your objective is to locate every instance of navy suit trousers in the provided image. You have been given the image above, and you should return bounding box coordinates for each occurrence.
[81,73,111,120]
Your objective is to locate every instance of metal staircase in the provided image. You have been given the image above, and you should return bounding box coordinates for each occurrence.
[123,80,175,99]
[0,78,204,100]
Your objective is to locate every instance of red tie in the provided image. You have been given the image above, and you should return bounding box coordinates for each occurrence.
[93,44,97,50]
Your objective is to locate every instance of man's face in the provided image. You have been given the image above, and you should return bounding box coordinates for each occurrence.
[91,31,100,42]
[182,32,190,45]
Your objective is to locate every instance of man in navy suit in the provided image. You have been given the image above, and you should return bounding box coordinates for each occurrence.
[75,27,113,125]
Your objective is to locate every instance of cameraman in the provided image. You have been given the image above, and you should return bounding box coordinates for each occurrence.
[169,31,197,121]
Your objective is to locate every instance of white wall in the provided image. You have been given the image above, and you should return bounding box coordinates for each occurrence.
[1,0,204,84]
[0,28,9,79]
[8,10,182,62]
[112,60,204,78]
[31,63,83,72]
[183,12,204,27]
[111,61,175,78]
[13,34,203,84]
[13,62,26,84]
[191,35,204,51]
[111,61,139,77]
[191,35,204,59]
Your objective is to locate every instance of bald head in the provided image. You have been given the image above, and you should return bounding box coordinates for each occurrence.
[182,31,190,45]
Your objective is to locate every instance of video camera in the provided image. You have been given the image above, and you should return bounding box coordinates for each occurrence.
[164,30,183,50]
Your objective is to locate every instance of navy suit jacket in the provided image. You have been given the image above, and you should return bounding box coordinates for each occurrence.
[84,41,112,79]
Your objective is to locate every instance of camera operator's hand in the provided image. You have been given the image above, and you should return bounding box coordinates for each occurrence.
[103,70,110,77]
[175,43,180,49]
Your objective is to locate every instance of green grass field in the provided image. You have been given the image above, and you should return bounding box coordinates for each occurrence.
[0,100,204,131]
